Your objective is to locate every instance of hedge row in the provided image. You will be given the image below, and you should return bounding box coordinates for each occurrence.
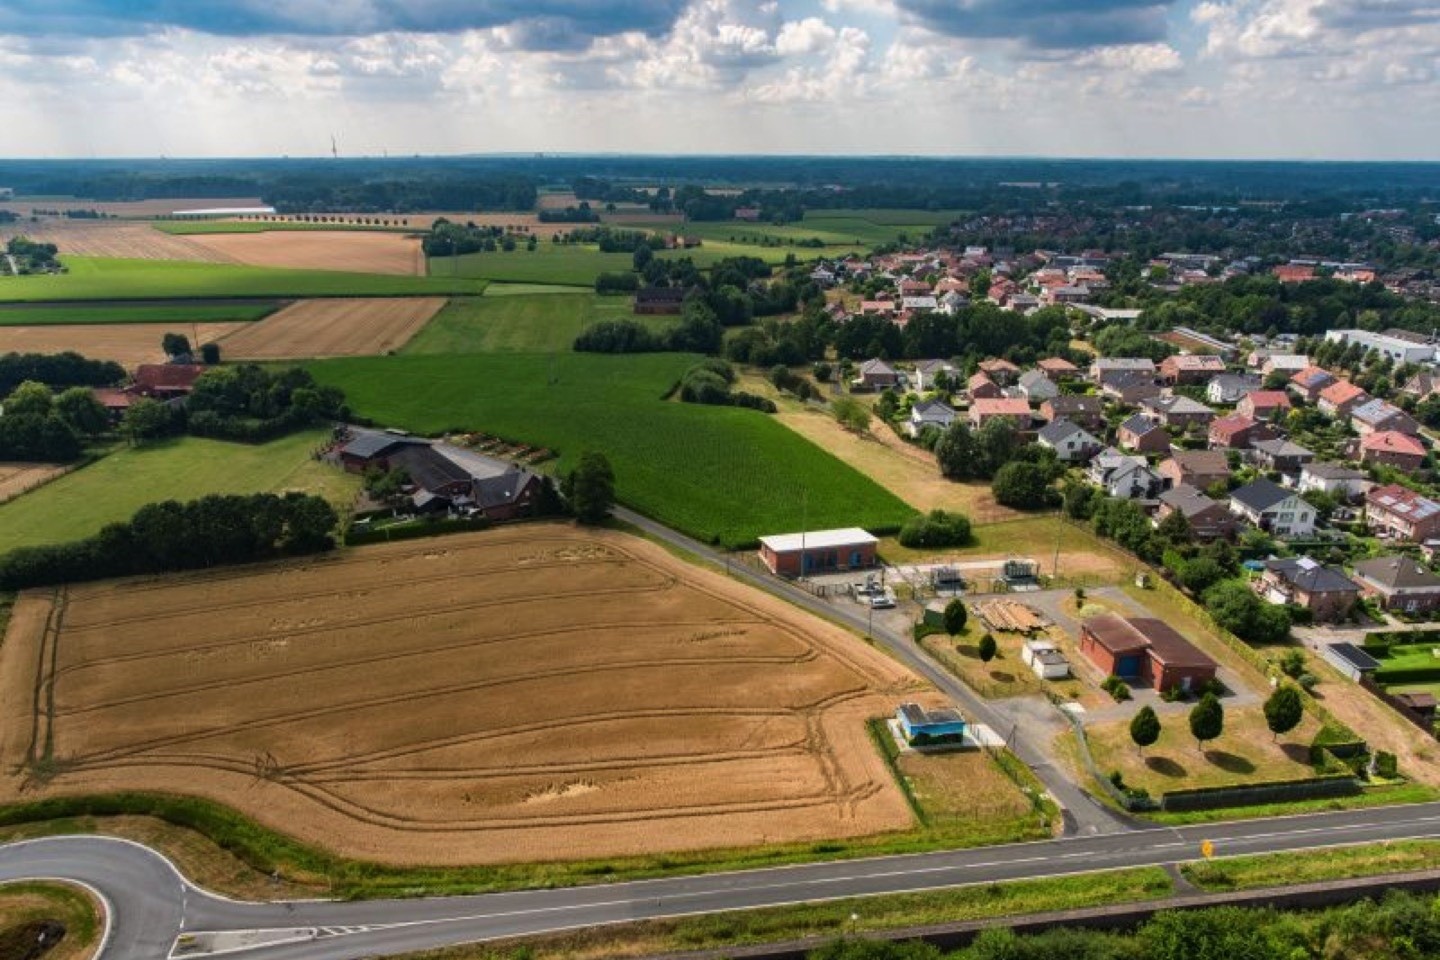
[1365,629,1440,650]
[1160,774,1360,812]
[1372,665,1440,685]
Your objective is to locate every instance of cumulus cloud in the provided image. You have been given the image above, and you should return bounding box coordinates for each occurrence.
[895,0,1180,49]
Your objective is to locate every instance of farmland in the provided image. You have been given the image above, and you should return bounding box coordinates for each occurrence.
[180,230,426,276]
[0,321,248,366]
[0,463,66,504]
[0,302,277,326]
[437,240,816,288]
[402,293,667,355]
[151,221,410,235]
[219,298,446,359]
[0,527,918,863]
[307,352,913,547]
[0,257,487,301]
[0,221,234,262]
[0,430,358,551]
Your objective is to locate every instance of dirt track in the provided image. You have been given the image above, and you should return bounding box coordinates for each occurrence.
[0,463,65,503]
[0,527,921,864]
[219,298,445,359]
[183,231,426,276]
[0,323,248,367]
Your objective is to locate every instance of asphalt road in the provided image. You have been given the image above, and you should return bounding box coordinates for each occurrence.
[7,802,1440,960]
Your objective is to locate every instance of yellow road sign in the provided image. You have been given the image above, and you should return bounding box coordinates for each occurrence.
[1201,839,1215,859]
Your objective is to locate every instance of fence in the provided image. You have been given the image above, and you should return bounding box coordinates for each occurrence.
[1159,774,1361,812]
[1360,675,1440,738]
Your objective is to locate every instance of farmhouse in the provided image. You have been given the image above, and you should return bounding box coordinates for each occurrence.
[1228,478,1317,537]
[1366,485,1440,543]
[895,703,967,744]
[131,363,206,399]
[91,387,134,423]
[1078,614,1218,693]
[1352,555,1440,614]
[758,528,879,577]
[634,286,689,315]
[338,428,430,473]
[1256,558,1359,623]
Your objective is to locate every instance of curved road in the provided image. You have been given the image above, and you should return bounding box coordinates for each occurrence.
[6,803,1440,960]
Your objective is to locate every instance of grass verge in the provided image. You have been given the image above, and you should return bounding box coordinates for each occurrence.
[1183,838,1440,890]
[0,882,101,960]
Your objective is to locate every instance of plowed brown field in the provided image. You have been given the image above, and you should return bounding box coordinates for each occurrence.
[0,323,248,367]
[219,298,445,359]
[183,231,425,276]
[0,527,920,864]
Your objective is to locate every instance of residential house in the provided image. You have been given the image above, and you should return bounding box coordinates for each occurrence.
[1037,357,1080,381]
[1207,372,1262,406]
[913,359,959,393]
[1236,390,1292,423]
[902,295,938,314]
[937,291,969,315]
[634,287,689,314]
[1041,395,1106,431]
[1361,430,1427,470]
[978,358,1021,386]
[1256,558,1360,623]
[1159,354,1227,385]
[1274,264,1316,284]
[909,399,957,436]
[898,277,932,297]
[1260,354,1311,378]
[1017,369,1060,402]
[1228,478,1318,537]
[1078,614,1218,693]
[131,363,206,399]
[1158,451,1229,493]
[967,372,1003,400]
[1141,394,1216,432]
[1351,398,1420,437]
[1008,293,1041,313]
[969,398,1033,431]
[1037,419,1102,463]
[1402,371,1440,401]
[1352,556,1440,614]
[1366,485,1440,543]
[1088,448,1164,500]
[856,359,899,391]
[1117,414,1172,455]
[1157,485,1239,541]
[1299,462,1371,501]
[1289,366,1337,404]
[1318,380,1370,418]
[1091,357,1157,381]
[1101,371,1163,404]
[1249,438,1315,477]
[1209,413,1278,450]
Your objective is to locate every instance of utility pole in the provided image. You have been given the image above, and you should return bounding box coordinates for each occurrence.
[799,488,808,581]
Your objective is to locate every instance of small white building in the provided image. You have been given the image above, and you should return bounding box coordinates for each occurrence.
[1022,639,1071,680]
[909,399,957,435]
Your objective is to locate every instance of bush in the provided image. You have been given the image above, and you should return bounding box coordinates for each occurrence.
[1101,675,1131,702]
[897,509,973,548]
[1374,750,1399,779]
[991,461,1054,510]
[1297,671,1320,692]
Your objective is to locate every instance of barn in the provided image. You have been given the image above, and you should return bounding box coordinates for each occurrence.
[1079,614,1218,693]
[757,528,878,577]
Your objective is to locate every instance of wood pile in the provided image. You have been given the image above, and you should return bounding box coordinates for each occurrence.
[975,599,1048,633]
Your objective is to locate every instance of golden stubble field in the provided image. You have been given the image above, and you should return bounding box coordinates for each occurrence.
[0,323,249,367]
[182,230,426,276]
[219,297,445,359]
[0,463,66,504]
[0,527,922,864]
[0,221,236,262]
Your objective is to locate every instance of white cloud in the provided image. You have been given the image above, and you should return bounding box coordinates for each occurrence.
[775,17,836,55]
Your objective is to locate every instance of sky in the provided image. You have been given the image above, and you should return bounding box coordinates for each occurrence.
[0,0,1438,160]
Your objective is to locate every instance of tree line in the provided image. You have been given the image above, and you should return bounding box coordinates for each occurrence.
[0,492,338,590]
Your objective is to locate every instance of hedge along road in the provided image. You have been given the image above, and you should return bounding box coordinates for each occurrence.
[7,804,1440,960]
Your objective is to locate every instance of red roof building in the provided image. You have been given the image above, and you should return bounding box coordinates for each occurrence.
[1361,431,1427,470]
[1274,264,1317,284]
[1078,614,1218,693]
[968,398,1033,430]
[1236,390,1292,422]
[131,364,206,399]
[1318,380,1369,418]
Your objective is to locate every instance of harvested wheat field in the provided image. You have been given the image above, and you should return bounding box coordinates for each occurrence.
[184,230,425,276]
[0,526,921,864]
[0,221,235,263]
[0,462,66,503]
[220,297,445,359]
[0,323,247,367]
[0,198,263,219]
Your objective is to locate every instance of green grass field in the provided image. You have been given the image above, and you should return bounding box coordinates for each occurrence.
[306,352,911,547]
[805,208,966,227]
[403,294,669,355]
[657,219,915,248]
[0,302,278,325]
[0,257,487,302]
[434,240,826,287]
[151,221,412,235]
[0,430,360,551]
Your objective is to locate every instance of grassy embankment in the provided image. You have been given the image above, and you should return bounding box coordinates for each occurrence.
[0,257,487,301]
[0,429,359,551]
[308,351,912,548]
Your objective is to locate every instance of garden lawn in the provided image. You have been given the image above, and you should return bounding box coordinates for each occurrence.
[0,430,359,551]
[0,303,277,325]
[403,294,669,355]
[0,257,487,302]
[306,352,912,548]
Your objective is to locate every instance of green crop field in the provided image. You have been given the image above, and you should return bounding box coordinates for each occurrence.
[0,257,488,302]
[433,240,823,287]
[403,293,669,355]
[151,221,411,235]
[0,430,360,551]
[307,352,911,547]
[0,302,278,326]
[805,208,966,226]
[650,219,907,248]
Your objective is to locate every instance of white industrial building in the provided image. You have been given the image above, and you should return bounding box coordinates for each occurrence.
[1324,329,1436,365]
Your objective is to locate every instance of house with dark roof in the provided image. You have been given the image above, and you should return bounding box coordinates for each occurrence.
[856,358,899,391]
[1248,438,1315,477]
[1037,419,1102,463]
[1078,614,1218,693]
[1158,450,1231,493]
[1352,555,1440,614]
[1361,430,1427,470]
[1157,485,1238,541]
[1228,478,1317,537]
[1100,370,1163,404]
[1087,447,1163,500]
[1207,372,1262,405]
[634,286,689,315]
[1091,357,1156,381]
[1041,395,1105,431]
[338,428,431,473]
[1141,394,1216,432]
[913,359,959,392]
[1366,484,1440,543]
[1256,557,1360,623]
[909,398,957,435]
[1117,413,1171,454]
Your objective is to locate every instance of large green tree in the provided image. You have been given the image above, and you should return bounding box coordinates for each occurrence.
[563,451,616,524]
[4,380,53,418]
[1130,705,1161,756]
[991,461,1052,510]
[54,387,108,436]
[1189,692,1225,753]
[1263,685,1304,741]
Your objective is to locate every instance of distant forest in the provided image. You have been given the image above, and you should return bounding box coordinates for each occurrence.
[0,156,1437,214]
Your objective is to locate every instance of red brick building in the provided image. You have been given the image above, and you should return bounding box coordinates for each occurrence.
[1079,614,1218,693]
[758,528,879,577]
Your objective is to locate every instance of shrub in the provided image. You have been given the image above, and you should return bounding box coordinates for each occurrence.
[977,632,998,663]
[1297,671,1320,692]
[897,509,973,548]
[1101,675,1131,702]
[1374,750,1399,779]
